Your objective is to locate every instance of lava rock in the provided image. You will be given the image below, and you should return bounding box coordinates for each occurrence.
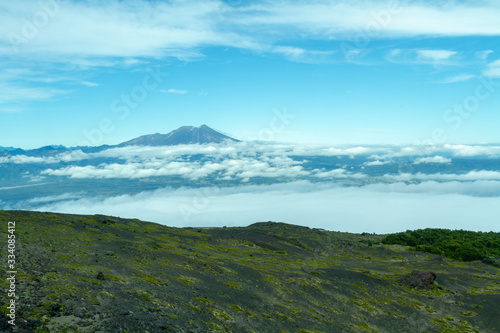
[75,307,87,318]
[399,270,437,290]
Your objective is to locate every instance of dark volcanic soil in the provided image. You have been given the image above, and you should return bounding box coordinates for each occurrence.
[0,211,498,333]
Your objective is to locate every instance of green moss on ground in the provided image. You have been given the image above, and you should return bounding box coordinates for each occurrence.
[0,210,498,333]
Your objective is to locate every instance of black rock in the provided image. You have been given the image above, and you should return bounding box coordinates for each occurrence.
[75,307,87,318]
[399,270,437,290]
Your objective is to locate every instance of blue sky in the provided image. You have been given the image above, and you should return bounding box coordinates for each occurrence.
[1,0,500,148]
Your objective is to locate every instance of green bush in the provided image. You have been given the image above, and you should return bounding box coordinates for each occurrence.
[382,229,500,261]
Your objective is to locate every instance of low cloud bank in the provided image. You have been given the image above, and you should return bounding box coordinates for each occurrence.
[413,156,451,164]
[4,142,500,165]
[18,180,500,233]
[392,171,500,181]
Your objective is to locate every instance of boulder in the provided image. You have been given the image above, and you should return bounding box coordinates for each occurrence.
[75,307,87,318]
[399,270,436,290]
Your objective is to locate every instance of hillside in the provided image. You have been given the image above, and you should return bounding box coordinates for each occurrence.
[0,211,499,333]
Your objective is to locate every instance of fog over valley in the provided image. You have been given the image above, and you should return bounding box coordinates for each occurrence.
[2,136,499,232]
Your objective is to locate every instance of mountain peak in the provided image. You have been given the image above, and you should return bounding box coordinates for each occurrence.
[119,125,239,147]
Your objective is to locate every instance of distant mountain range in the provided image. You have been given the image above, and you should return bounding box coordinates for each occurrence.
[1,125,239,156]
[0,146,17,152]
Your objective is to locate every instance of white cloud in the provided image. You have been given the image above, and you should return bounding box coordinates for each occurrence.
[21,181,500,233]
[322,146,389,157]
[41,154,310,180]
[417,50,457,61]
[484,59,500,78]
[439,73,475,83]
[413,156,451,164]
[392,170,500,182]
[380,144,500,158]
[2,0,500,104]
[0,0,236,62]
[26,192,86,204]
[5,141,500,233]
[165,89,187,94]
[476,50,494,59]
[0,68,99,103]
[363,160,390,166]
[387,49,460,65]
[0,150,88,164]
[443,144,500,157]
[90,142,388,160]
[235,1,500,38]
[0,83,68,104]
[1,141,495,188]
[271,46,337,64]
[43,161,206,179]
[81,81,99,87]
[314,168,364,179]
[0,155,58,164]
[57,150,89,162]
[0,182,54,191]
[5,143,500,168]
[2,0,500,66]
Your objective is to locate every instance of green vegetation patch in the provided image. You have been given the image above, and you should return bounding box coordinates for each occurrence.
[382,228,500,261]
[225,281,243,290]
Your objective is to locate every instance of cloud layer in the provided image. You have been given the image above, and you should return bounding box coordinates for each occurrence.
[3,142,500,184]
[2,0,500,63]
[3,141,500,232]
[2,0,499,108]
[17,181,500,233]
[4,142,500,163]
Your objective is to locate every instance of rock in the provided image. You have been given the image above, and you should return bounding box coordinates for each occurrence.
[119,310,134,316]
[96,272,105,280]
[399,270,437,290]
[75,307,87,318]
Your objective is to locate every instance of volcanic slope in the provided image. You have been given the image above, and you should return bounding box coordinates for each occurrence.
[118,124,239,147]
[0,211,498,332]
